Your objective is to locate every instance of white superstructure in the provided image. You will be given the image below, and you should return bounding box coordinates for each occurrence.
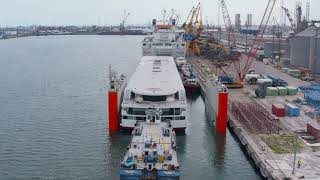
[142,19,186,58]
[121,56,188,130]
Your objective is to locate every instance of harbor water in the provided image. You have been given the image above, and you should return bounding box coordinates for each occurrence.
[0,35,262,179]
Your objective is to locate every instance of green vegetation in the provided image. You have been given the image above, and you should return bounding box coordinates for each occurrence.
[261,134,304,154]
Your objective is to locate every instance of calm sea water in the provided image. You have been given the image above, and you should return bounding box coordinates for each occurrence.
[0,35,262,180]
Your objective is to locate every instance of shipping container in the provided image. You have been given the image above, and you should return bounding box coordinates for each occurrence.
[277,87,287,96]
[284,103,300,116]
[272,103,285,117]
[307,122,320,140]
[267,87,278,96]
[286,86,298,95]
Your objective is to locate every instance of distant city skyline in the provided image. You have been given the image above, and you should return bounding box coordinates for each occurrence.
[0,0,319,27]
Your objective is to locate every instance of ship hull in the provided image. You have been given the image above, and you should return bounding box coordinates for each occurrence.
[184,84,201,93]
[120,170,180,180]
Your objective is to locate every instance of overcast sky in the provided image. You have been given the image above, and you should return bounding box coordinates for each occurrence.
[0,0,319,27]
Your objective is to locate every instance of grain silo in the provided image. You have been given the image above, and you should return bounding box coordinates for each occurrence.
[290,26,320,73]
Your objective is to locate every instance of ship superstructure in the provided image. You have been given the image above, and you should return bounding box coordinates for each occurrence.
[142,19,186,58]
[120,56,188,130]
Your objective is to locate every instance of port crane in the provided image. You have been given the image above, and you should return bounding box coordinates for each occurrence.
[182,3,203,55]
[281,6,296,32]
[219,0,277,82]
[166,9,181,26]
[120,11,130,33]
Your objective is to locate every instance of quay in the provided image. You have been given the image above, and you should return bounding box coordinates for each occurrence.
[188,56,320,179]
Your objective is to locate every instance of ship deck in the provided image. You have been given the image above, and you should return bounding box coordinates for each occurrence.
[124,122,179,170]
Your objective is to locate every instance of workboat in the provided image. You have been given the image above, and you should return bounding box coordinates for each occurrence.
[142,19,186,58]
[175,58,201,93]
[181,64,201,93]
[120,56,188,131]
[120,121,180,180]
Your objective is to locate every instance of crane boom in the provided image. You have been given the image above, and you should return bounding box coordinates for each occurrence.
[120,11,130,32]
[281,6,296,31]
[240,0,277,80]
[220,0,236,45]
[219,0,242,80]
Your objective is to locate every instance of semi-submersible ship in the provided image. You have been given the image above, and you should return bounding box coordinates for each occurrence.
[108,17,228,180]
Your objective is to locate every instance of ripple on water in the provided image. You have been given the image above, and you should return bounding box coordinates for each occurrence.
[0,36,261,180]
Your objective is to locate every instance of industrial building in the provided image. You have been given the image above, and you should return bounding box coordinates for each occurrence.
[290,26,320,74]
[246,14,253,27]
[235,14,241,31]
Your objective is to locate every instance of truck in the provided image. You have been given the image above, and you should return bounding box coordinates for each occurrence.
[267,75,288,87]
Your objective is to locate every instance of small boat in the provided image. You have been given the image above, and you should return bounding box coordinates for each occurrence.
[179,64,201,93]
[183,73,201,93]
[120,120,180,180]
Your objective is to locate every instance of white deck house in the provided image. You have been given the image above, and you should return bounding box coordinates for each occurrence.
[120,56,187,130]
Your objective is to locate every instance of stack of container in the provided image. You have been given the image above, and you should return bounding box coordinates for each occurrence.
[272,103,285,117]
[281,67,289,73]
[277,87,287,96]
[307,122,320,140]
[284,103,300,116]
[286,86,298,95]
[288,69,302,78]
[267,87,278,96]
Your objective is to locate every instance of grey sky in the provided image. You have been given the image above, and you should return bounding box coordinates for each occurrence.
[0,0,319,26]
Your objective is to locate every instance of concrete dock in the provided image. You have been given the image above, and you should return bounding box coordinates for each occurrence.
[188,56,320,180]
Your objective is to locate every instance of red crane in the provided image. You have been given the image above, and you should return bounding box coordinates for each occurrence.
[219,0,277,82]
[240,0,277,81]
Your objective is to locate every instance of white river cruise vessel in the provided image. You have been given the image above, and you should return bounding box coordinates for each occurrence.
[120,56,188,131]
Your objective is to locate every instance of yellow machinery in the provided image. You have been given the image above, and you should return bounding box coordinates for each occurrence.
[182,3,203,55]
